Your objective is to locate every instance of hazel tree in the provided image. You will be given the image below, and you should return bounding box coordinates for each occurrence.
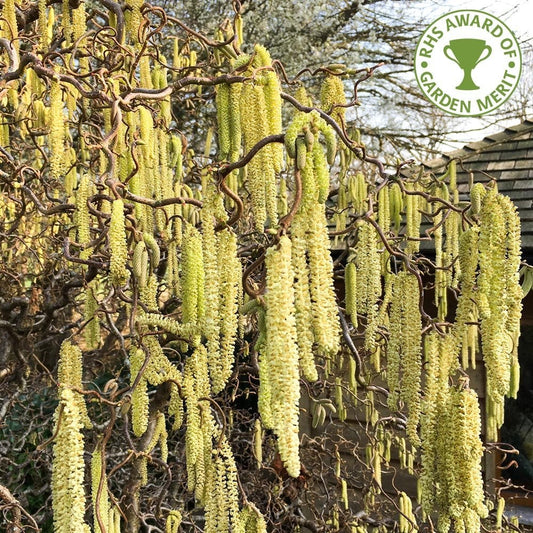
[0,2,525,533]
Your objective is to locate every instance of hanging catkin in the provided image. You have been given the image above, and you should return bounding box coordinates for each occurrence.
[75,174,91,259]
[263,236,301,477]
[109,198,130,285]
[435,387,487,533]
[201,194,222,390]
[52,388,88,533]
[204,435,241,533]
[49,77,65,180]
[181,223,205,330]
[91,447,110,533]
[129,347,149,437]
[478,189,522,439]
[320,74,346,125]
[254,44,284,173]
[386,272,422,446]
[216,83,231,160]
[291,216,318,381]
[183,345,214,504]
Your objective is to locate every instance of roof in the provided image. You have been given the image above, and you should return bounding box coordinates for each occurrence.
[422,118,533,249]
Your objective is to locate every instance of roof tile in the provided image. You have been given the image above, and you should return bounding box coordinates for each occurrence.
[513,180,533,190]
[487,161,516,171]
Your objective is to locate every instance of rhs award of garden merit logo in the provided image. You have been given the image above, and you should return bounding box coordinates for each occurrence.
[414,10,522,117]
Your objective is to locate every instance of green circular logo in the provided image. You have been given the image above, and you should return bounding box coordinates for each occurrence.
[414,9,522,117]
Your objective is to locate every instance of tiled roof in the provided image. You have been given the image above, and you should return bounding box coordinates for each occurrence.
[422,118,533,250]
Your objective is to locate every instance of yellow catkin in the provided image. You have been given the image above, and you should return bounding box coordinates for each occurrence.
[201,192,223,392]
[240,502,268,533]
[181,223,205,329]
[129,347,149,437]
[75,174,91,259]
[240,81,276,228]
[216,83,231,159]
[355,221,381,320]
[141,335,182,386]
[435,387,487,533]
[386,272,422,446]
[58,340,91,428]
[109,199,129,285]
[478,190,521,440]
[71,1,87,44]
[254,44,284,173]
[405,182,422,254]
[166,510,182,533]
[228,82,242,163]
[444,209,461,288]
[38,0,49,48]
[91,447,110,533]
[377,184,391,235]
[263,236,301,477]
[168,382,184,431]
[469,183,486,215]
[420,332,458,514]
[183,345,214,503]
[433,184,447,321]
[84,281,100,350]
[453,227,479,363]
[291,217,318,381]
[216,228,241,390]
[305,202,340,357]
[313,139,330,204]
[389,182,404,232]
[500,193,522,397]
[345,261,358,328]
[146,411,168,464]
[320,74,346,125]
[61,0,72,45]
[52,388,88,533]
[205,435,240,533]
[125,0,143,42]
[1,0,18,52]
[49,78,65,179]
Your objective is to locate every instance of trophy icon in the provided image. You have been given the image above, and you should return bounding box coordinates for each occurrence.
[443,39,492,90]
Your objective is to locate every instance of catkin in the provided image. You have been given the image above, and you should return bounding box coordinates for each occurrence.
[91,447,110,533]
[405,182,422,254]
[478,190,522,438]
[254,45,284,173]
[263,236,301,477]
[344,261,357,328]
[355,221,381,320]
[320,74,346,125]
[58,340,91,428]
[386,272,422,446]
[181,223,205,329]
[49,78,65,179]
[109,199,130,285]
[75,174,91,259]
[183,345,214,503]
[166,511,182,533]
[204,435,240,533]
[291,217,318,381]
[240,503,268,533]
[228,82,242,162]
[84,281,100,350]
[52,388,88,533]
[240,80,277,228]
[435,387,487,533]
[130,347,149,437]
[216,83,231,159]
[216,228,241,390]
